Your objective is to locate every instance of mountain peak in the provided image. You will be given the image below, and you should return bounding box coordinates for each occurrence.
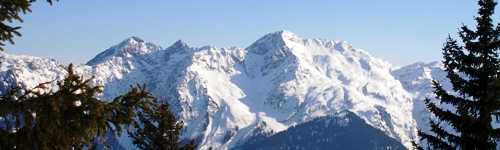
[271,30,297,36]
[168,40,190,50]
[116,36,145,47]
[127,36,144,42]
[397,61,442,71]
[247,30,302,55]
[4,31,422,149]
[86,36,159,65]
[263,30,300,42]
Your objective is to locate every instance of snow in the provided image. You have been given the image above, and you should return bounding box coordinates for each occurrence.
[74,100,82,107]
[0,30,429,149]
[392,61,450,132]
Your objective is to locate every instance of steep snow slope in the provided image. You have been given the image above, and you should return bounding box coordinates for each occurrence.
[234,31,416,148]
[0,31,418,149]
[392,61,450,131]
[0,51,66,94]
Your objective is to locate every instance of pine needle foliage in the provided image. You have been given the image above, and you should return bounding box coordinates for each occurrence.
[129,103,196,150]
[0,0,57,50]
[0,64,195,150]
[418,0,500,149]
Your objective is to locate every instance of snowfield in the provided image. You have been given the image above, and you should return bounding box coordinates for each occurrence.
[0,31,447,149]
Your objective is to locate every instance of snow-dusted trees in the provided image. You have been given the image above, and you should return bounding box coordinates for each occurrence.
[418,0,500,149]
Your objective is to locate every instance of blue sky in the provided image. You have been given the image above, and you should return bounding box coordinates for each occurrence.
[5,0,498,66]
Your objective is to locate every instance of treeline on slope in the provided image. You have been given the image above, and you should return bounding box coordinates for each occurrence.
[0,65,196,150]
[417,0,500,149]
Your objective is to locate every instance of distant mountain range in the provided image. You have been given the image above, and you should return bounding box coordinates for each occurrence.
[0,30,448,150]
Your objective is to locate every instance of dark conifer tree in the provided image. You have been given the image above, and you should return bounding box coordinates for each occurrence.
[0,0,196,149]
[0,65,195,149]
[0,64,115,149]
[418,0,500,149]
[129,103,197,150]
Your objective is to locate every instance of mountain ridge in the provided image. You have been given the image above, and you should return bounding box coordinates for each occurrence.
[0,31,442,149]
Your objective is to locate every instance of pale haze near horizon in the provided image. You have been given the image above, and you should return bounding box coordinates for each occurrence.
[4,0,499,66]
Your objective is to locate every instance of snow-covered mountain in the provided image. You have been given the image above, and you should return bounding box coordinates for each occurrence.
[236,111,406,150]
[0,30,430,149]
[0,51,66,94]
[391,61,450,132]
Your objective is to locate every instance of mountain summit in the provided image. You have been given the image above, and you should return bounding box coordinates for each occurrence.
[247,30,300,55]
[0,31,429,149]
[86,36,161,66]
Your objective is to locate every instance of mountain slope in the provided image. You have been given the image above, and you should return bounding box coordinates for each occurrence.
[236,111,406,150]
[0,51,66,94]
[392,61,450,132]
[0,31,418,149]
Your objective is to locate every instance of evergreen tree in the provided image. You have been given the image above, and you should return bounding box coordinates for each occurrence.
[0,0,196,149]
[0,65,195,149]
[0,0,57,50]
[129,103,197,150]
[418,0,500,149]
